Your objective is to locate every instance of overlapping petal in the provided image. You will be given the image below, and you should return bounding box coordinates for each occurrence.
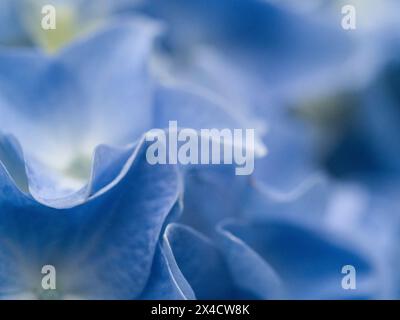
[220,219,379,299]
[0,138,181,299]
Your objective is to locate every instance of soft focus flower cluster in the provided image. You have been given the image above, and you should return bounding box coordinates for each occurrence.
[0,0,399,299]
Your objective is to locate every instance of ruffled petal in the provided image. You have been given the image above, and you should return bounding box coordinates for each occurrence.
[0,139,181,299]
[140,244,195,300]
[0,19,159,181]
[164,223,258,299]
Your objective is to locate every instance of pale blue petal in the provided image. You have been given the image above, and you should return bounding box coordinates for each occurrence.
[140,244,195,300]
[87,143,136,197]
[217,220,283,299]
[0,140,181,299]
[0,19,159,174]
[164,223,257,299]
[153,83,265,153]
[179,165,250,236]
[223,219,379,299]
[0,133,29,193]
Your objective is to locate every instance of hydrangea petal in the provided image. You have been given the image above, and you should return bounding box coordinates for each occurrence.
[140,244,195,300]
[0,19,160,184]
[0,139,181,299]
[164,223,258,299]
[216,220,283,299]
[223,219,379,299]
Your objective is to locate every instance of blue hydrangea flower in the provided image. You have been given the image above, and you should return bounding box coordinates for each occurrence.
[0,0,395,301]
[0,18,267,299]
[163,183,384,299]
